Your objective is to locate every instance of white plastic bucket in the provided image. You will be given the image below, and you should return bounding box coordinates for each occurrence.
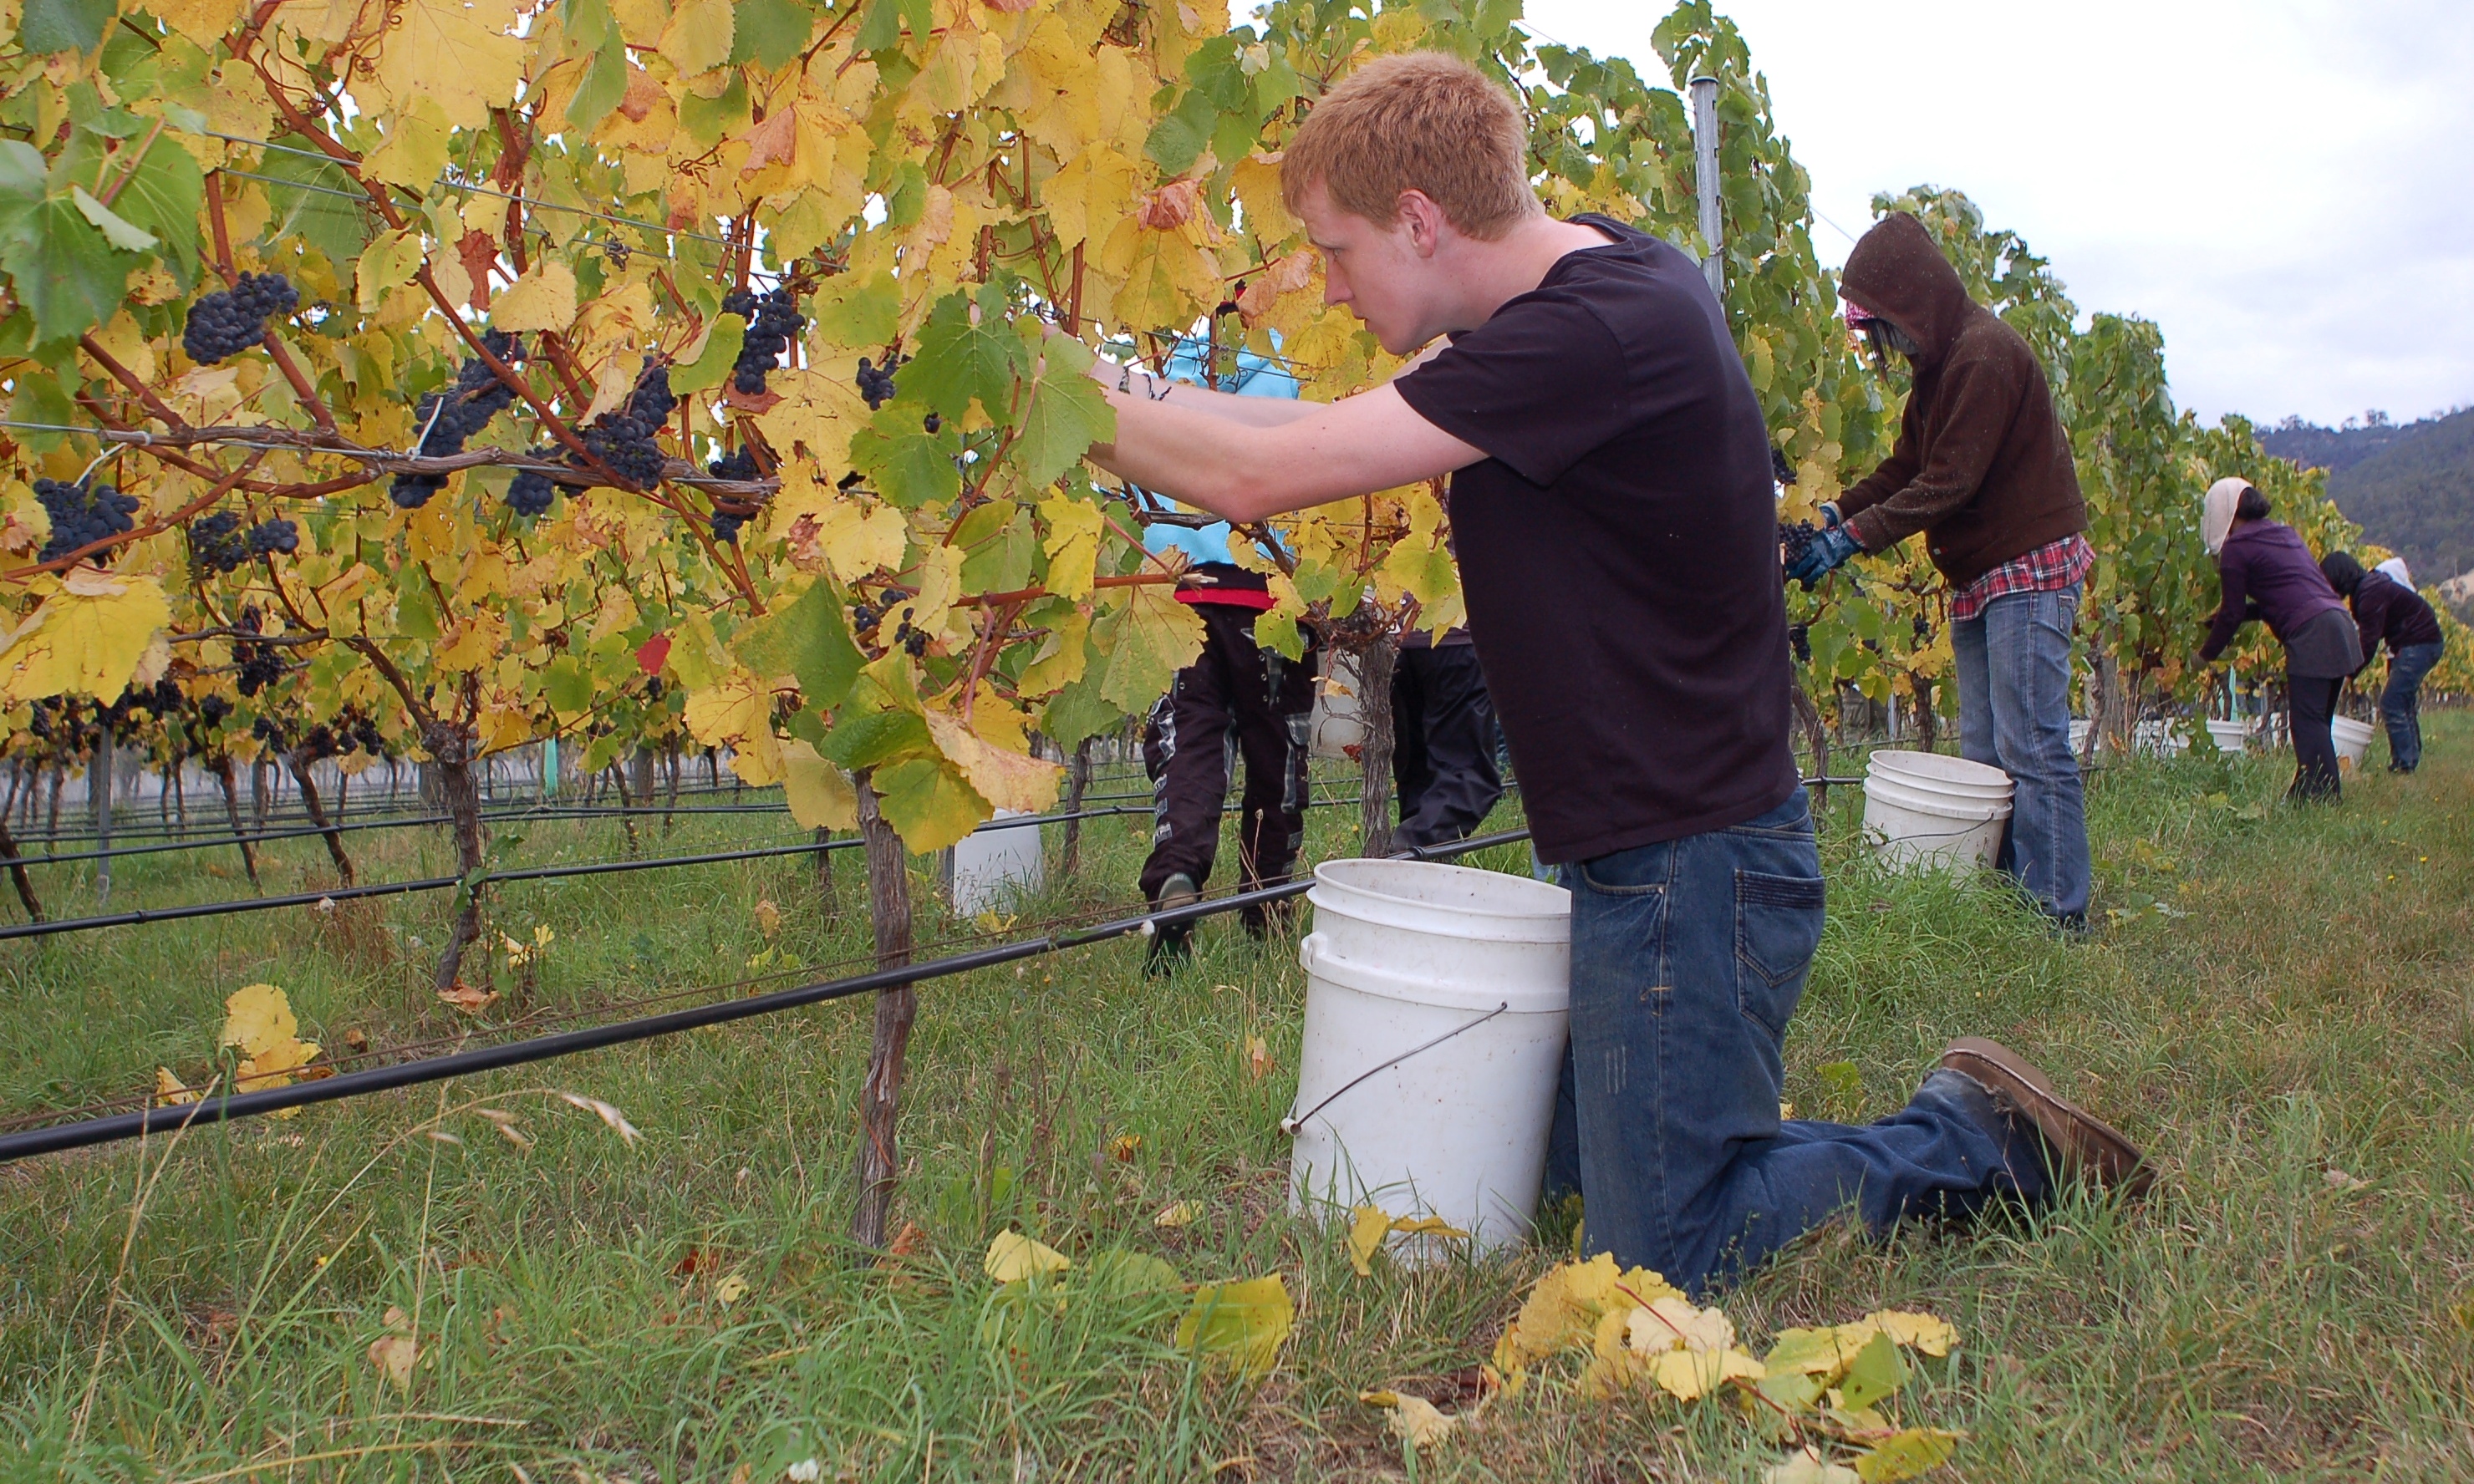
[1862,759,2011,872]
[1289,859,1570,1252]
[1309,651,1367,760]
[1867,750,2015,800]
[2332,715,2375,769]
[949,810,1044,915]
[2205,719,2248,755]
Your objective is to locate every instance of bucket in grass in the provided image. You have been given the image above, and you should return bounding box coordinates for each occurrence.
[1863,750,2012,872]
[2332,715,2375,769]
[2205,719,2248,755]
[949,810,1044,915]
[1287,859,1570,1253]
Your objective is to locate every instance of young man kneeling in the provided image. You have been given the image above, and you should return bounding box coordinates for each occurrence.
[1080,52,2151,1293]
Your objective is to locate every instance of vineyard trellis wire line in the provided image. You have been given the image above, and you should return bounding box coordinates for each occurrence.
[0,828,1538,1162]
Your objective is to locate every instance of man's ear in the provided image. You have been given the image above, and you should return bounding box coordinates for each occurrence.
[1396,190,1448,257]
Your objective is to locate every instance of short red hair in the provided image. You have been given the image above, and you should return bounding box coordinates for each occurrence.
[1280,52,1537,241]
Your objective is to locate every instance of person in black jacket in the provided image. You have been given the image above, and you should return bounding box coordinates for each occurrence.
[2321,551,2446,773]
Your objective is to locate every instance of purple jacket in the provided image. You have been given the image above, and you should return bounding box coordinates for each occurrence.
[2199,521,2349,663]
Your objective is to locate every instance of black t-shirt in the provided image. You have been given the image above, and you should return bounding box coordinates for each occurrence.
[1393,216,1796,863]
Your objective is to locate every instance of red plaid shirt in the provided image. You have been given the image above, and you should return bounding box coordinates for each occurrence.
[1946,533,2093,622]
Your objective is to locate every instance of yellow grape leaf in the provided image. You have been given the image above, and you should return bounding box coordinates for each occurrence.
[657,0,734,72]
[1153,1199,1200,1229]
[1177,1274,1290,1380]
[779,738,858,830]
[751,900,781,939]
[1387,1216,1469,1241]
[1852,1430,1961,1482]
[1016,609,1089,698]
[154,1067,200,1106]
[1357,1390,1456,1451]
[1229,151,1298,246]
[1043,145,1141,252]
[1094,582,1204,714]
[150,0,253,41]
[715,1274,749,1305]
[1865,1309,1958,1358]
[923,709,1062,815]
[868,755,985,853]
[363,94,453,190]
[491,260,579,333]
[1628,1294,1735,1356]
[1037,492,1104,600]
[1492,1253,1681,1373]
[1101,216,1223,333]
[816,497,910,583]
[356,226,426,313]
[0,572,173,704]
[370,0,525,130]
[1765,1449,1862,1484]
[984,1229,1070,1283]
[220,983,298,1058]
[683,671,769,750]
[1346,1203,1389,1278]
[1649,1344,1765,1402]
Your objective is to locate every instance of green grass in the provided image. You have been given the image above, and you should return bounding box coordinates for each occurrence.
[4,727,2473,1481]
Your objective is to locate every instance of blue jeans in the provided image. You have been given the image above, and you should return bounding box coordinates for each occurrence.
[1541,790,2048,1296]
[1950,585,2092,921]
[2381,641,2442,772]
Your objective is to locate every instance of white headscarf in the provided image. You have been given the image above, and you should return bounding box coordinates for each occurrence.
[2202,477,2249,556]
[2376,556,2413,587]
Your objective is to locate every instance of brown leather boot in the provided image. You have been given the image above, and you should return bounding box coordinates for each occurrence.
[1941,1038,2155,1198]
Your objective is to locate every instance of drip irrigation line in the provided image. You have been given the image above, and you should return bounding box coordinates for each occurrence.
[0,804,1182,943]
[0,829,1533,1162]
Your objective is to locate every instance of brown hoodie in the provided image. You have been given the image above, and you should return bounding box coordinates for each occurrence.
[1835,213,2086,587]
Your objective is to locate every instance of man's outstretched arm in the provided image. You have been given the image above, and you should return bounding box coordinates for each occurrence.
[1085,379,1485,523]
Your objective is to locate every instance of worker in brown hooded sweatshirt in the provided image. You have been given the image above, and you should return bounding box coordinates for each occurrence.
[1785,212,2092,931]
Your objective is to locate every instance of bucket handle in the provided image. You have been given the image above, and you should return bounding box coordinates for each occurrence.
[1279,1001,1510,1136]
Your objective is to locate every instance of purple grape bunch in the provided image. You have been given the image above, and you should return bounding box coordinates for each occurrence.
[721,285,805,395]
[181,272,298,364]
[392,332,524,510]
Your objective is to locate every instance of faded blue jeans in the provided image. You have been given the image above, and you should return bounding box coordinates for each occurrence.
[1541,790,2048,1296]
[2381,641,2443,772]
[1950,584,2092,922]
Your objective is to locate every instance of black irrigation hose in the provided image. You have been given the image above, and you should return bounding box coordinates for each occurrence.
[0,805,1182,943]
[0,828,1535,1161]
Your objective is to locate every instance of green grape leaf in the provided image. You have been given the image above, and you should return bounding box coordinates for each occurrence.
[848,402,962,509]
[670,313,746,395]
[903,283,1031,419]
[870,755,987,852]
[1833,1330,1909,1413]
[1006,333,1114,490]
[0,194,130,346]
[736,577,864,713]
[821,708,932,771]
[18,0,116,53]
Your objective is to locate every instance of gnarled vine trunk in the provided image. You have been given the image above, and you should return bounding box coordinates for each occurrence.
[287,749,354,885]
[212,756,260,887]
[1352,636,1399,857]
[849,770,916,1253]
[425,721,487,994]
[1058,735,1093,877]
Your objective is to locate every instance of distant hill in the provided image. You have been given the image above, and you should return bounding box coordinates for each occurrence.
[2258,408,2474,587]
[2257,412,2434,475]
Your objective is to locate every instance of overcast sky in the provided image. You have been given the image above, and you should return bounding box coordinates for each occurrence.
[1472,2,2474,429]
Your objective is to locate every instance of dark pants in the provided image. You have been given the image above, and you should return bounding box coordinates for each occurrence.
[2287,670,2344,800]
[1540,790,2045,1296]
[1141,603,1316,923]
[2380,641,2443,772]
[1391,643,1504,849]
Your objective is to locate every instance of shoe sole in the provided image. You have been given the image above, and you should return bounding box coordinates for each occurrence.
[1942,1037,2154,1199]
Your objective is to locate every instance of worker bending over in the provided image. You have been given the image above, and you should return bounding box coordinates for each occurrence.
[1078,53,2148,1293]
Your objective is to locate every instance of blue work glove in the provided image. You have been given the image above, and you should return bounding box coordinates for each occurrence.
[1818,501,1845,530]
[1785,522,1861,590]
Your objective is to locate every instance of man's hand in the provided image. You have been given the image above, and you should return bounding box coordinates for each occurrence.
[1784,523,1861,589]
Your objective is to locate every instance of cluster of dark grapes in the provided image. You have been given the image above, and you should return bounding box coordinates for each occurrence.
[578,365,675,489]
[1789,623,1812,665]
[1778,520,1821,570]
[36,476,140,564]
[392,332,524,510]
[198,694,232,729]
[1770,445,1798,487]
[856,353,903,409]
[507,455,561,519]
[232,607,287,697]
[705,447,762,544]
[721,286,806,395]
[181,272,298,364]
[850,599,929,658]
[188,512,298,574]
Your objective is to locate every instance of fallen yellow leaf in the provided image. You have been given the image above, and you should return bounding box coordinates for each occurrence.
[1178,1274,1291,1380]
[984,1229,1071,1283]
[1153,1200,1200,1229]
[1346,1204,1390,1278]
